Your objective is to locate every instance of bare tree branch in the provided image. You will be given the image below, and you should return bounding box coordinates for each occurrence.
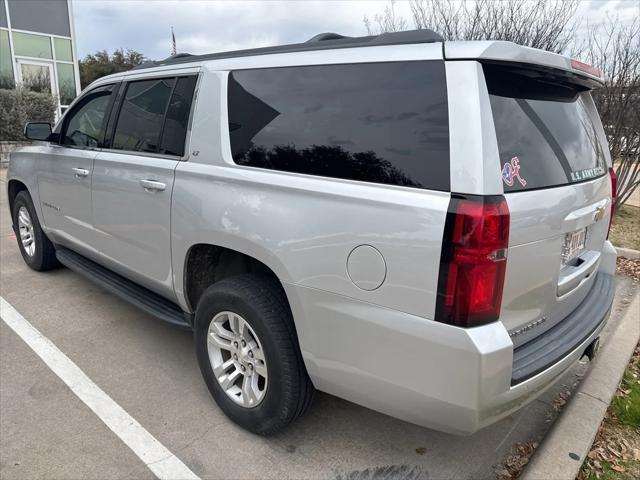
[581,17,640,210]
[363,0,408,35]
[407,0,580,53]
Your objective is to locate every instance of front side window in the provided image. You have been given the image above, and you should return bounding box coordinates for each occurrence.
[228,61,450,191]
[112,78,174,153]
[62,84,114,148]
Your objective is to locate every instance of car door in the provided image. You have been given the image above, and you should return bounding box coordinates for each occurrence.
[37,83,117,255]
[91,74,198,300]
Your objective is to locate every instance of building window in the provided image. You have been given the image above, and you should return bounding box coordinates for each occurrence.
[53,37,73,62]
[2,0,80,118]
[56,62,76,104]
[0,30,14,88]
[17,62,53,93]
[12,31,52,59]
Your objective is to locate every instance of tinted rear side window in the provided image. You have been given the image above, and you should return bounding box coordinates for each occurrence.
[112,78,174,153]
[485,65,607,192]
[159,75,197,156]
[228,61,449,191]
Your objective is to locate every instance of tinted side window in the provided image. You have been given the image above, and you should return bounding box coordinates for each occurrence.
[112,78,174,153]
[62,84,114,147]
[159,75,197,156]
[228,61,449,191]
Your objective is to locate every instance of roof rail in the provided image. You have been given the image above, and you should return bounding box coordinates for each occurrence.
[131,52,194,70]
[306,32,351,42]
[131,29,443,71]
[373,29,443,45]
[170,53,194,60]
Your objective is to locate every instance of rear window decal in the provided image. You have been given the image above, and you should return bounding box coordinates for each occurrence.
[502,157,527,187]
[570,166,606,182]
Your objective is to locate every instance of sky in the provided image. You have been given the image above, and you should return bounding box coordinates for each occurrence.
[71,0,639,61]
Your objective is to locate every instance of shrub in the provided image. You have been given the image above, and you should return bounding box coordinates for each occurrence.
[0,88,57,141]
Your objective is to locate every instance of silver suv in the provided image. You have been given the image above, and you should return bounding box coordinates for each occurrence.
[7,30,617,435]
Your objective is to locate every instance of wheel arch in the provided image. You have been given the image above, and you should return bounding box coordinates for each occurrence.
[7,179,29,218]
[181,242,291,314]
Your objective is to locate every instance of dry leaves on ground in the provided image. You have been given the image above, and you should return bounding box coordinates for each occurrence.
[616,257,640,281]
[495,442,539,480]
[578,424,640,478]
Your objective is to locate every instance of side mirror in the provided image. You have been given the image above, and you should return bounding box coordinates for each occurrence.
[24,122,52,141]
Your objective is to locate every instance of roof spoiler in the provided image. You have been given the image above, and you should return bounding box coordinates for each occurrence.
[444,41,605,86]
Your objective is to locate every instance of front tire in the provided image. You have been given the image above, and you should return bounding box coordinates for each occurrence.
[194,273,314,435]
[12,190,60,271]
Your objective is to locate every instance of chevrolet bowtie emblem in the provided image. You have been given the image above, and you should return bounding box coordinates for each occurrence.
[594,206,606,222]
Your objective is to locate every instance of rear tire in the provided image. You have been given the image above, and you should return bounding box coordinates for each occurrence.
[194,273,314,435]
[12,190,60,271]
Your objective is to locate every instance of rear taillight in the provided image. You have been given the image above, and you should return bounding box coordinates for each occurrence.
[435,195,510,328]
[607,167,617,239]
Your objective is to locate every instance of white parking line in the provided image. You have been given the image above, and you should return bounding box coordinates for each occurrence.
[0,297,200,480]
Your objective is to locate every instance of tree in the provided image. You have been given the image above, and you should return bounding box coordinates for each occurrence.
[79,49,146,89]
[363,0,639,209]
[364,0,408,35]
[581,17,639,210]
[364,0,580,53]
[0,88,57,141]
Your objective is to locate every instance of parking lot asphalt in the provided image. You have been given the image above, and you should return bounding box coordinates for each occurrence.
[1,169,638,480]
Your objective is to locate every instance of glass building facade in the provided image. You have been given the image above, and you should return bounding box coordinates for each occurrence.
[1,0,80,116]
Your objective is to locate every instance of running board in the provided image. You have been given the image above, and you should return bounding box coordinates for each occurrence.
[56,247,193,329]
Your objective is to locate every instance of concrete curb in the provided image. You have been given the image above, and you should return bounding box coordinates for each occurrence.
[521,293,640,480]
[616,246,640,259]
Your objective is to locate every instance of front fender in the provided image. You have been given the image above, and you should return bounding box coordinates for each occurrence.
[7,148,45,230]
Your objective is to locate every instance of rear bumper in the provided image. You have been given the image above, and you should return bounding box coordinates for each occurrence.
[511,272,614,385]
[476,275,613,431]
[285,245,616,435]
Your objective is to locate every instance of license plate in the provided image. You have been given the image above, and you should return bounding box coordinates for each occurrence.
[562,227,587,264]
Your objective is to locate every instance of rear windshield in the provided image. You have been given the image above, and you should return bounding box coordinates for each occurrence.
[485,65,607,192]
[228,61,450,191]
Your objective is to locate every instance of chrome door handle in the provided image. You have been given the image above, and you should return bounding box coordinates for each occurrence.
[72,167,89,178]
[140,179,166,192]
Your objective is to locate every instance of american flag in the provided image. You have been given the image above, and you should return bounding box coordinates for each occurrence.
[171,27,177,56]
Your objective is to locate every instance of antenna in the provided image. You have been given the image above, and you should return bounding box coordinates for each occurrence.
[171,26,177,56]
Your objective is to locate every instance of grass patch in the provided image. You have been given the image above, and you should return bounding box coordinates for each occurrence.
[583,460,640,480]
[579,345,640,480]
[609,205,640,250]
[612,368,640,429]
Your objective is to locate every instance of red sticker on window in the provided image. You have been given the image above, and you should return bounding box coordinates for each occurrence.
[502,157,527,187]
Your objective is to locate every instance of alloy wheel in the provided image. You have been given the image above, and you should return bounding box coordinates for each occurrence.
[17,206,35,257]
[206,311,268,408]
